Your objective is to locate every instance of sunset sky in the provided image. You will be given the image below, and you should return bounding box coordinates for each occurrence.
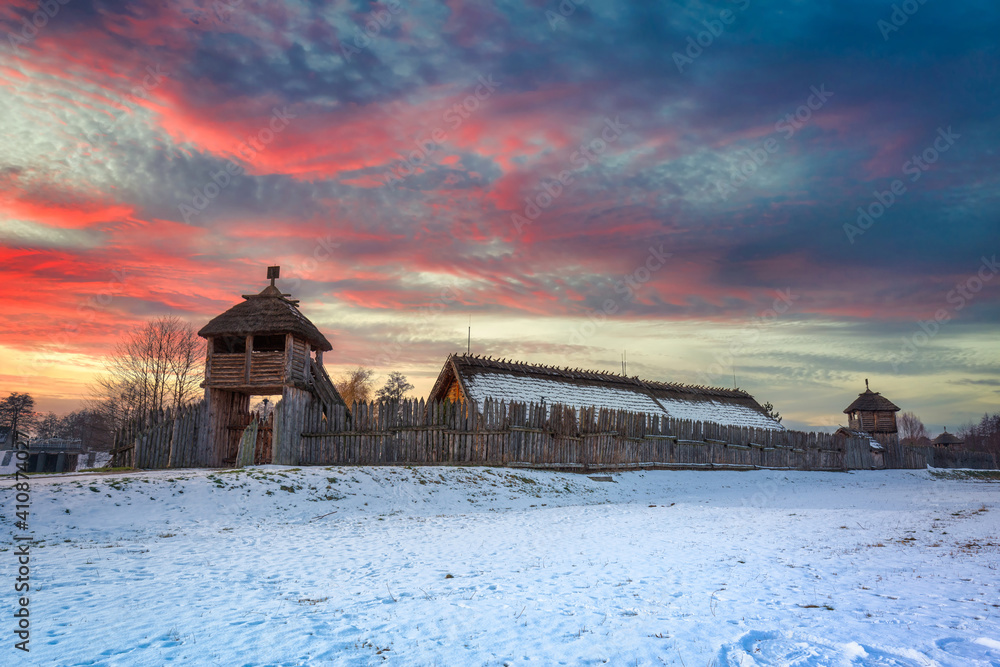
[1,0,998,432]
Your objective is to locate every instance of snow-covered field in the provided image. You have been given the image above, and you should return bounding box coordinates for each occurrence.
[5,466,1000,666]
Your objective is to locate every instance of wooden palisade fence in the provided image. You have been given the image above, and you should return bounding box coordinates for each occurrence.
[290,399,855,470]
[110,400,207,469]
[107,397,949,472]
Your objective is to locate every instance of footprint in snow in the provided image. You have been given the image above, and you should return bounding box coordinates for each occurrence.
[714,630,930,666]
[934,637,1000,665]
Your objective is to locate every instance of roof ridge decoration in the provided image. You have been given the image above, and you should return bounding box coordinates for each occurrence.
[842,380,901,413]
[447,353,753,398]
[197,266,332,351]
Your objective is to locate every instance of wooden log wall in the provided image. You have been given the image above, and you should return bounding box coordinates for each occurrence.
[273,385,313,465]
[113,396,941,473]
[294,398,871,472]
[290,338,309,382]
[843,438,876,470]
[249,351,285,385]
[208,354,244,386]
[110,400,207,469]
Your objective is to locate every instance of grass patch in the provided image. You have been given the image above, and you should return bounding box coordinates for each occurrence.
[930,469,1000,481]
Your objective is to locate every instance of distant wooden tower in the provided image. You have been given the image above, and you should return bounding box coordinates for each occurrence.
[197,267,344,466]
[931,428,963,449]
[843,379,900,439]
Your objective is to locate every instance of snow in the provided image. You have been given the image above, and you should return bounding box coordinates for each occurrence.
[7,466,1000,665]
[463,372,668,417]
[461,372,783,430]
[838,429,885,450]
[75,452,112,471]
[654,396,785,430]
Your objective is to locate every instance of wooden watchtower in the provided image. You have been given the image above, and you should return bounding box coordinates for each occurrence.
[196,267,344,465]
[843,379,900,440]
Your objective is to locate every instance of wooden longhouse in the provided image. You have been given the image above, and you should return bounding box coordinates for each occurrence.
[196,267,345,466]
[427,354,784,430]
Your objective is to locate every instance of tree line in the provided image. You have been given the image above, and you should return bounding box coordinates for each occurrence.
[899,409,1000,458]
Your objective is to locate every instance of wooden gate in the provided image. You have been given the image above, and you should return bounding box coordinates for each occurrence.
[225,412,273,466]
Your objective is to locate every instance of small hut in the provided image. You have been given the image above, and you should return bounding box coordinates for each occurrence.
[843,379,900,440]
[197,267,344,465]
[931,428,963,449]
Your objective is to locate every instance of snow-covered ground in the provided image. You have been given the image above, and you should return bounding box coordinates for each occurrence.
[5,466,1000,666]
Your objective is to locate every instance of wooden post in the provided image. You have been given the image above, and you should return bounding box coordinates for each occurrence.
[205,337,213,384]
[284,333,294,384]
[244,335,253,384]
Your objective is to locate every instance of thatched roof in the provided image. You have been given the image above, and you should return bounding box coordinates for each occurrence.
[427,354,784,430]
[843,386,900,413]
[932,429,963,446]
[198,283,332,351]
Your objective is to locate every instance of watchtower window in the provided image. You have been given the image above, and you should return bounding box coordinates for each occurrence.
[214,336,246,354]
[253,334,286,353]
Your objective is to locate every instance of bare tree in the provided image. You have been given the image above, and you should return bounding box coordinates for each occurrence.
[34,412,61,440]
[898,411,928,444]
[0,392,36,437]
[59,410,114,451]
[376,372,415,403]
[959,412,1000,457]
[335,367,376,407]
[90,316,204,428]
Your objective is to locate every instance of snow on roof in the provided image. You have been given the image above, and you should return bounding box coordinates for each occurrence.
[438,355,785,430]
[655,396,786,430]
[463,373,668,417]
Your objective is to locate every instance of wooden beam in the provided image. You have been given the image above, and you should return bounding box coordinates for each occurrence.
[244,335,253,384]
[304,342,311,382]
[204,336,213,386]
